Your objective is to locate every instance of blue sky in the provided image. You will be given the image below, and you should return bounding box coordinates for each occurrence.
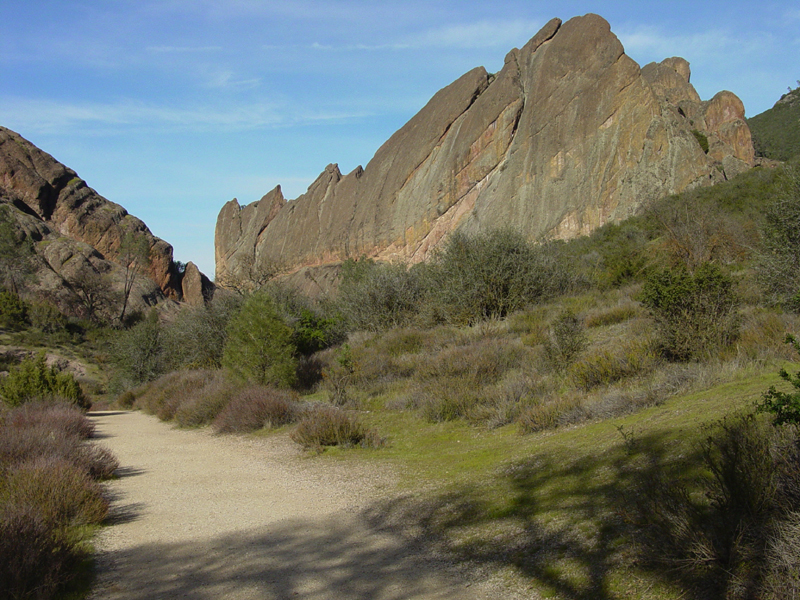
[1,1,798,277]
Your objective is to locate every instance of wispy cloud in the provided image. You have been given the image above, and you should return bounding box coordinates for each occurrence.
[0,97,369,136]
[204,71,261,89]
[147,45,223,53]
[308,18,543,53]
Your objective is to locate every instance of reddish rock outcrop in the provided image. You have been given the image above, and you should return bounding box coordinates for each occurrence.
[215,14,755,287]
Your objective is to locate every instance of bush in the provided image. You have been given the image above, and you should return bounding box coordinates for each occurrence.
[172,372,237,428]
[290,405,381,450]
[221,292,297,388]
[632,412,800,599]
[757,165,800,310]
[213,386,298,433]
[428,229,574,324]
[0,353,89,409]
[639,262,739,360]
[0,290,27,330]
[759,334,800,425]
[569,340,658,391]
[543,309,587,371]
[110,309,165,390]
[336,258,426,331]
[0,402,116,600]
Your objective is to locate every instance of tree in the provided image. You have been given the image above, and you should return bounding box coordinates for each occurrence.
[221,292,297,387]
[215,253,285,295]
[117,232,150,324]
[0,205,36,294]
[109,309,165,389]
[66,267,119,324]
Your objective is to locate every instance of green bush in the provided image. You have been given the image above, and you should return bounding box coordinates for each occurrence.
[0,353,89,409]
[336,258,426,331]
[221,291,297,387]
[428,229,574,324]
[0,290,27,330]
[639,262,739,361]
[543,309,587,371]
[757,165,800,310]
[691,128,709,154]
[759,334,800,425]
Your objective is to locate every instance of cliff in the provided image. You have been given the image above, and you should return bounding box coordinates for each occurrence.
[216,14,754,288]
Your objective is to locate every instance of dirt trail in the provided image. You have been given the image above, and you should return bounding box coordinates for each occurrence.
[88,411,497,600]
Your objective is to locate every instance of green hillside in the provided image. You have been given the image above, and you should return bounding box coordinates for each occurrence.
[748,85,800,161]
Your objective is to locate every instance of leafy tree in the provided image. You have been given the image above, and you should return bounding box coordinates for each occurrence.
[221,292,297,387]
[758,334,800,425]
[639,262,739,360]
[0,352,89,409]
[110,309,165,389]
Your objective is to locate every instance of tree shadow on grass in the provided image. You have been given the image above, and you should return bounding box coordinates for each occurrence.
[361,429,711,600]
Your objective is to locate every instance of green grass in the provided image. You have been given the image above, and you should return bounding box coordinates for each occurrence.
[304,360,793,599]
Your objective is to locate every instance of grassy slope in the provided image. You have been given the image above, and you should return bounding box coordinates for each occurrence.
[748,88,800,161]
[311,359,794,599]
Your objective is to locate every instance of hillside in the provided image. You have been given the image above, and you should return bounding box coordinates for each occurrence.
[216,14,754,292]
[748,85,800,161]
[0,126,213,317]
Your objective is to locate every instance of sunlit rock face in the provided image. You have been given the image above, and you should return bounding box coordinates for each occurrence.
[0,125,212,309]
[215,14,754,289]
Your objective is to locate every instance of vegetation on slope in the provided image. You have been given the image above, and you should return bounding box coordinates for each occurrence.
[748,84,800,161]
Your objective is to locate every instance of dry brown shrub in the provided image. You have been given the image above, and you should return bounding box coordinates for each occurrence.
[213,386,298,433]
[173,371,238,428]
[1,400,94,439]
[290,405,382,450]
[517,396,584,433]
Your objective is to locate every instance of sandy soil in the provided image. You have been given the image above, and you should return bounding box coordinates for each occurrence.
[88,411,503,600]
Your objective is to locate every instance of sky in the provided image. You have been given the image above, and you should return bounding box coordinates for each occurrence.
[1,1,798,277]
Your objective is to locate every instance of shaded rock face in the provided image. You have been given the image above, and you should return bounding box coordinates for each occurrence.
[216,14,754,287]
[0,126,212,312]
[181,261,213,307]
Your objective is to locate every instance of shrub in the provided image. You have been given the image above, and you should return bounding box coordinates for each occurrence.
[639,262,739,360]
[569,340,658,391]
[632,412,800,599]
[543,309,587,371]
[1,401,95,440]
[518,396,583,433]
[336,258,426,331]
[27,300,68,334]
[322,344,358,406]
[691,128,709,154]
[290,405,381,450]
[172,372,237,428]
[0,353,89,409]
[213,386,298,433]
[135,369,229,423]
[428,229,574,324]
[759,334,800,425]
[0,290,27,329]
[221,292,297,388]
[757,165,800,310]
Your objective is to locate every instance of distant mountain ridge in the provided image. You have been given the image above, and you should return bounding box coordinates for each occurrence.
[216,13,754,292]
[0,126,211,312]
[748,85,800,162]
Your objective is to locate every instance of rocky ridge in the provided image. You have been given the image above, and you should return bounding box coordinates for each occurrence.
[0,126,211,312]
[216,14,754,291]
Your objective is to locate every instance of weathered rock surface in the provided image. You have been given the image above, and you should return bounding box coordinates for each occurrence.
[216,14,754,288]
[0,126,212,312]
[180,261,213,307]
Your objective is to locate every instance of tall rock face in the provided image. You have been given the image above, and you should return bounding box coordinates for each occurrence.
[0,126,209,311]
[216,14,754,286]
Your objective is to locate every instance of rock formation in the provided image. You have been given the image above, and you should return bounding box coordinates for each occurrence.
[216,14,754,288]
[0,126,212,314]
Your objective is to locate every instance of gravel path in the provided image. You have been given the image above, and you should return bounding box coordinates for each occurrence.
[88,411,496,600]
